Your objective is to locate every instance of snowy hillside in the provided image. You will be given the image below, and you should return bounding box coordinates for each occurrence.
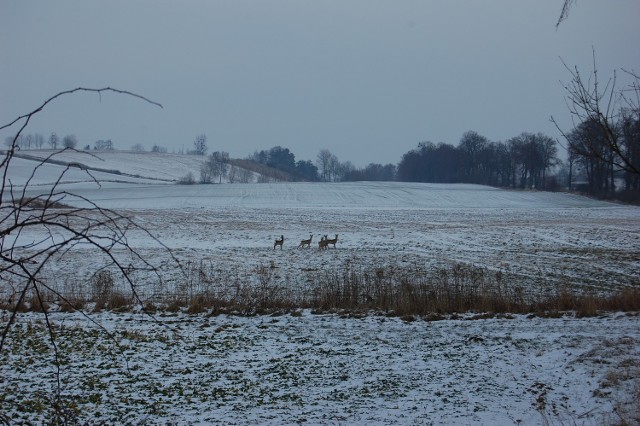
[4,150,615,209]
[5,150,208,185]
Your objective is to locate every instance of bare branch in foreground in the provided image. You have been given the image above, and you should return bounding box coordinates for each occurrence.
[1,88,178,413]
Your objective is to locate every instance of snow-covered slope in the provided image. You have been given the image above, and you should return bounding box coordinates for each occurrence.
[6,149,618,210]
[5,150,206,185]
[19,180,615,210]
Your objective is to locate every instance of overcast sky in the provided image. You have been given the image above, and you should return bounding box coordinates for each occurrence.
[1,1,639,166]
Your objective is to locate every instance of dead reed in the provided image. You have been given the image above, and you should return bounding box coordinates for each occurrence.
[3,260,638,317]
[154,260,640,317]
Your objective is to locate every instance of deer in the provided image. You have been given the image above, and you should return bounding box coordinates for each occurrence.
[325,234,338,248]
[273,235,284,250]
[298,234,313,249]
[318,234,329,250]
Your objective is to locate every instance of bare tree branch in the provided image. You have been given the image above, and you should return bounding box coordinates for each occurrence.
[553,53,640,181]
[556,0,577,28]
[1,88,178,369]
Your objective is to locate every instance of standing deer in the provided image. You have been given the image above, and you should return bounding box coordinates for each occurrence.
[273,235,284,250]
[298,234,313,249]
[318,235,327,250]
[325,234,338,248]
[318,234,329,250]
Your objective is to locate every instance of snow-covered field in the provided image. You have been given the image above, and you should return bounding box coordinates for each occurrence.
[2,310,639,425]
[6,151,637,296]
[2,151,640,424]
[16,179,639,297]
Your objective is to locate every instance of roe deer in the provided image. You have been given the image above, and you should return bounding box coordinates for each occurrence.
[298,234,313,249]
[318,234,329,250]
[325,234,338,248]
[273,235,284,250]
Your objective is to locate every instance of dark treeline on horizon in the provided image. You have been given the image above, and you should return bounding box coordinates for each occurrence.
[246,119,639,201]
[246,130,562,192]
[397,131,559,190]
[7,120,639,201]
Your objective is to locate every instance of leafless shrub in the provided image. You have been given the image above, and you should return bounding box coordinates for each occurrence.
[28,291,50,313]
[92,270,115,309]
[185,292,230,315]
[575,294,598,318]
[177,172,196,185]
[600,287,640,312]
[106,291,133,312]
[57,279,87,312]
[58,295,86,313]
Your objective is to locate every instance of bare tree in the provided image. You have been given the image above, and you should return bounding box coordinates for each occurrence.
[4,135,20,148]
[62,134,78,148]
[200,151,229,183]
[327,152,341,182]
[23,134,33,150]
[620,108,640,191]
[566,119,616,195]
[0,87,178,419]
[552,52,640,185]
[94,139,114,150]
[458,131,488,181]
[200,157,214,183]
[192,133,208,156]
[48,132,58,149]
[238,166,253,183]
[316,149,333,182]
[227,163,238,183]
[212,151,229,183]
[34,133,45,149]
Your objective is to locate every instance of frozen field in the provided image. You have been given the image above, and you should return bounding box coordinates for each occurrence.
[2,152,640,424]
[2,310,639,425]
[6,151,638,294]
[14,179,640,296]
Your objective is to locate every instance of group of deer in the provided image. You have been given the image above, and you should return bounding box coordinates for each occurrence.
[273,234,338,250]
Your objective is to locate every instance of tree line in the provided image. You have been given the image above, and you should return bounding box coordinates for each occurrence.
[3,132,170,152]
[9,124,639,201]
[249,146,397,183]
[3,132,121,151]
[4,132,79,150]
[396,131,559,190]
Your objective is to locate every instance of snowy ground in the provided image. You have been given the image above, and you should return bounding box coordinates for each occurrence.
[2,151,640,424]
[2,310,639,425]
[13,180,639,298]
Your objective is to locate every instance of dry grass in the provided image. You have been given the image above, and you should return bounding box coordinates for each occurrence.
[154,261,640,317]
[58,296,87,313]
[4,261,639,317]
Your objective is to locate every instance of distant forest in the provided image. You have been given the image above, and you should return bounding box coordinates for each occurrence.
[244,115,640,202]
[7,106,639,202]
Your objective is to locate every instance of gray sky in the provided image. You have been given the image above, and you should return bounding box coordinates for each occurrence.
[2,1,639,167]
